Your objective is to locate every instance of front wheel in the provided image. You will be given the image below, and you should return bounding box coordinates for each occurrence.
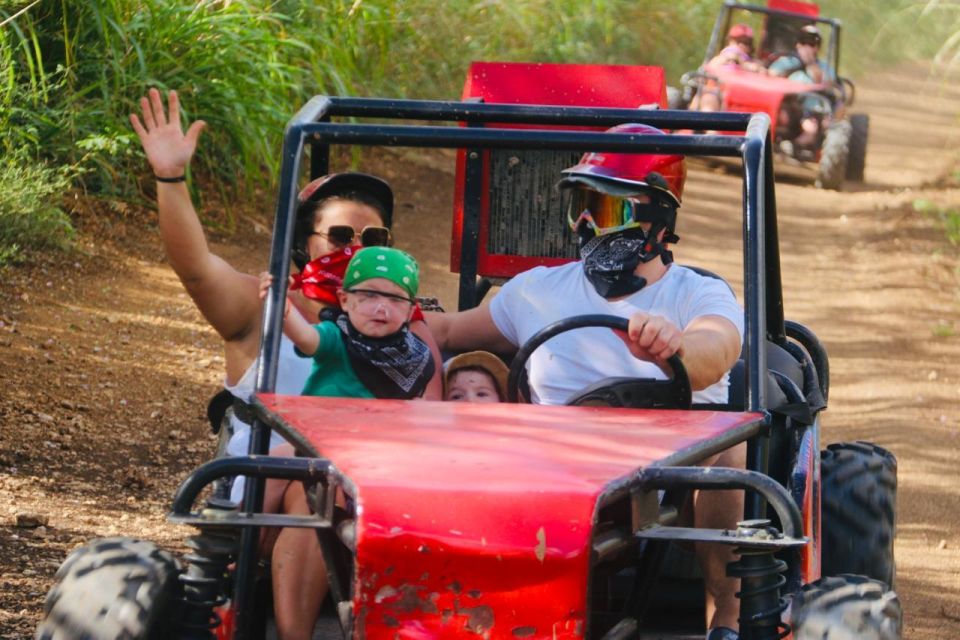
[36,537,183,640]
[791,574,902,639]
[816,120,852,190]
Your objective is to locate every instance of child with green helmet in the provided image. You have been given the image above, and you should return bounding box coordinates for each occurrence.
[260,246,435,399]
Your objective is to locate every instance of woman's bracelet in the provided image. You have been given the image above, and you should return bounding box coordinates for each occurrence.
[155,175,186,183]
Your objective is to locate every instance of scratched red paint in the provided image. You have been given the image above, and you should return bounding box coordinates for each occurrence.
[257,395,762,639]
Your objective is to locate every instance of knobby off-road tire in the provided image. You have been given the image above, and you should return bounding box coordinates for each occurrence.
[36,537,183,640]
[845,113,869,182]
[816,120,852,190]
[790,574,902,640]
[821,442,897,587]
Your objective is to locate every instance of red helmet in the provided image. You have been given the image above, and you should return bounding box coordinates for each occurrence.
[557,123,686,207]
[727,23,754,41]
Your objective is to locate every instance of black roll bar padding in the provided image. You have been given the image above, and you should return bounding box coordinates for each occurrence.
[636,466,803,539]
[741,111,776,523]
[234,99,340,640]
[170,455,334,517]
[296,123,748,156]
[785,320,829,402]
[306,98,755,131]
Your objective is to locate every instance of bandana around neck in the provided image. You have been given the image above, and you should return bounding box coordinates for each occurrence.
[289,246,358,307]
[334,313,435,399]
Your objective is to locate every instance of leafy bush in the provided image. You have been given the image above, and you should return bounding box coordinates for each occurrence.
[0,0,957,265]
[0,152,75,266]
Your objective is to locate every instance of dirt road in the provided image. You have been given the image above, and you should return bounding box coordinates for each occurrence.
[1,62,958,638]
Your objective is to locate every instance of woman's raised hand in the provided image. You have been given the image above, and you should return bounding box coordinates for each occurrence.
[129,88,206,179]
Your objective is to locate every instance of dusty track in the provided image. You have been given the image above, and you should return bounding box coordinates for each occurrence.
[1,61,958,638]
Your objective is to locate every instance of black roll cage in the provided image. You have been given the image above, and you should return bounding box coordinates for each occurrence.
[225,98,789,637]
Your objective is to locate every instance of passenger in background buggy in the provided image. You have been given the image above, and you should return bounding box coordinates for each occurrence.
[259,246,435,400]
[769,25,834,157]
[692,23,767,113]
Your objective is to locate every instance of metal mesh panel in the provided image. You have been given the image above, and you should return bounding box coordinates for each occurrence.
[487,149,582,259]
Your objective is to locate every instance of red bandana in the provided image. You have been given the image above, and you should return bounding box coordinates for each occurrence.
[290,245,425,321]
[289,246,358,307]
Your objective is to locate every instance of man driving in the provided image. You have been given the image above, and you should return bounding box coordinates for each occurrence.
[427,123,745,640]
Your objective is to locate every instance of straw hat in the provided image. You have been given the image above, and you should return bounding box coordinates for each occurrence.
[443,351,510,399]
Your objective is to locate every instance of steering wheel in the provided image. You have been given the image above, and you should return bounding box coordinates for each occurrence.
[506,314,692,409]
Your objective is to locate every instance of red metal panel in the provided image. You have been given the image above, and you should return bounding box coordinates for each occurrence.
[451,62,667,278]
[462,62,666,111]
[257,395,762,639]
[704,67,829,137]
[766,0,820,18]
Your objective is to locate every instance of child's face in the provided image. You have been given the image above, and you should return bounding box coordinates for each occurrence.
[338,278,414,337]
[446,369,501,403]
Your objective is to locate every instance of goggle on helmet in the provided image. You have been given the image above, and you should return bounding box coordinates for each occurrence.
[556,124,686,241]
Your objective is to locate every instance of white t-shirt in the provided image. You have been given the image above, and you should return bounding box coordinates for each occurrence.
[489,262,744,405]
[223,335,314,503]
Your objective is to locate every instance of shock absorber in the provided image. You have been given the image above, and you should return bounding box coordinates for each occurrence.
[726,519,790,640]
[177,498,240,639]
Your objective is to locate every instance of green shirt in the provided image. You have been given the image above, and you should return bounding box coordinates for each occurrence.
[298,321,374,399]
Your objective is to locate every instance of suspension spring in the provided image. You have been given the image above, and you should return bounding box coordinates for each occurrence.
[726,519,790,640]
[177,498,240,639]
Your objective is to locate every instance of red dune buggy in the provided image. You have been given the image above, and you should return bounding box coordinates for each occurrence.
[670,0,870,190]
[37,64,897,639]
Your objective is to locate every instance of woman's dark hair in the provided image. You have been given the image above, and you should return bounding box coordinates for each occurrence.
[292,173,393,270]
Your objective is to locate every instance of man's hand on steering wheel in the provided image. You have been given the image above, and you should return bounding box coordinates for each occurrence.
[614,312,685,366]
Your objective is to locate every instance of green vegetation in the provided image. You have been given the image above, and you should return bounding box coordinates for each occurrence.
[914,198,960,246]
[818,0,960,74]
[0,152,74,265]
[932,319,955,338]
[1,0,958,264]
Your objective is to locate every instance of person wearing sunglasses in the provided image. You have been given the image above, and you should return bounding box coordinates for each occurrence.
[769,25,834,157]
[130,90,442,452]
[132,89,447,640]
[425,124,745,640]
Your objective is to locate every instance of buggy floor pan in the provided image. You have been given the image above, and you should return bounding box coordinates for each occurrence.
[255,395,763,639]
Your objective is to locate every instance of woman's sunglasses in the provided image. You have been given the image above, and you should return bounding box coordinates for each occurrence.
[311,225,392,247]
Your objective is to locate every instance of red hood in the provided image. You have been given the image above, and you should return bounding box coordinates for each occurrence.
[706,66,831,136]
[257,395,763,639]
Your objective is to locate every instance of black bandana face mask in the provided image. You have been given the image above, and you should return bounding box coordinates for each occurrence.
[334,313,435,399]
[579,227,655,298]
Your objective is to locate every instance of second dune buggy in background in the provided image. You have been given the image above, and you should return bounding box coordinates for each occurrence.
[670,0,869,190]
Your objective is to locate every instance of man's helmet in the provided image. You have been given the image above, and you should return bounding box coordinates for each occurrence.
[727,23,754,41]
[557,123,686,225]
[557,124,687,266]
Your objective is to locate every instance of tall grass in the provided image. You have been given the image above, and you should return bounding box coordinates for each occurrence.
[1,0,958,265]
[818,0,960,74]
